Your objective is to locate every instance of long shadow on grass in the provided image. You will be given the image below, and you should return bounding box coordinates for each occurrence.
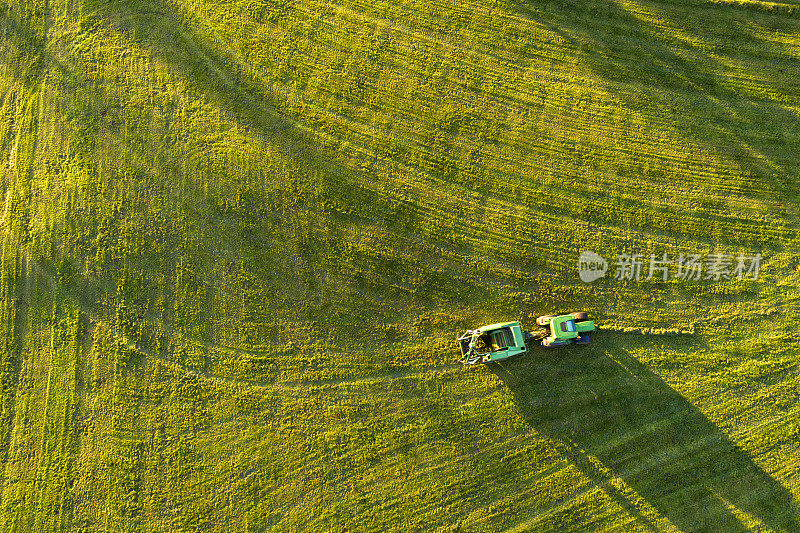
[513,0,800,205]
[84,0,389,221]
[492,337,798,531]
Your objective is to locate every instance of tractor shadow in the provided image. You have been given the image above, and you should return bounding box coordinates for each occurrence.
[492,336,799,531]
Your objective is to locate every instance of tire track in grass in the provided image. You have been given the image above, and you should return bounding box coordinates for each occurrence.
[105,311,463,391]
[312,0,788,212]
[302,0,561,81]
[35,261,462,392]
[180,0,783,256]
[275,2,758,238]
[270,0,788,247]
[278,111,580,268]
[305,81,778,255]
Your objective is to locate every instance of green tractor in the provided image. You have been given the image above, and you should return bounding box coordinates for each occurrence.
[535,312,595,348]
[458,312,595,365]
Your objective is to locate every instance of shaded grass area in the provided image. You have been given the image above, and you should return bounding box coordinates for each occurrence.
[513,0,800,201]
[493,336,800,531]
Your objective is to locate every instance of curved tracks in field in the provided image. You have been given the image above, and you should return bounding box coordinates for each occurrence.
[35,260,462,392]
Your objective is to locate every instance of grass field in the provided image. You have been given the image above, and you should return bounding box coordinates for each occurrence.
[0,0,799,530]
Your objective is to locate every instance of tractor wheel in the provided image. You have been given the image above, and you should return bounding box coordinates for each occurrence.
[537,315,557,326]
[542,339,566,348]
[575,334,591,345]
[572,311,588,321]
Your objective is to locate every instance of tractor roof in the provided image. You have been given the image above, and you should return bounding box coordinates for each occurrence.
[550,315,579,339]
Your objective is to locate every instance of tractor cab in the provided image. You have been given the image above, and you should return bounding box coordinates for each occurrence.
[537,312,595,347]
[552,315,578,338]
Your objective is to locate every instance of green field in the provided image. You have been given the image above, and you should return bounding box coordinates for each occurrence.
[0,0,799,530]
